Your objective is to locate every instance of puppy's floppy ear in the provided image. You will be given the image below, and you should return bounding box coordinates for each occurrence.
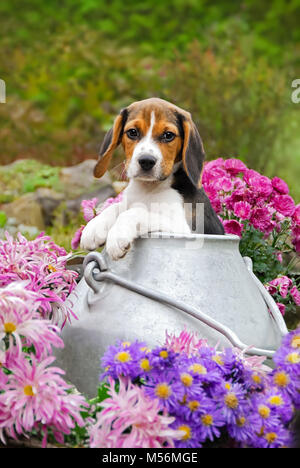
[177,112,205,188]
[94,108,128,178]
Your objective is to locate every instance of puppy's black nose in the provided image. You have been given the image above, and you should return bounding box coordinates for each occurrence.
[138,154,157,171]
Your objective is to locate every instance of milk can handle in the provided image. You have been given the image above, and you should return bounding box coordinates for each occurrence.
[83,252,286,357]
[83,252,108,294]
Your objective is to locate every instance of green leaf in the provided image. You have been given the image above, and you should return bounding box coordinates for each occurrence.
[0,210,7,228]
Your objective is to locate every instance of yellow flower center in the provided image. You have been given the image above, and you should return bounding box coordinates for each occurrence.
[286,352,300,364]
[159,350,168,359]
[236,416,246,427]
[178,424,192,440]
[4,322,16,334]
[268,395,283,406]
[201,414,213,426]
[24,385,35,397]
[155,383,171,399]
[47,264,57,272]
[274,371,289,387]
[188,400,200,411]
[252,374,262,384]
[180,373,193,387]
[291,336,300,349]
[140,358,151,372]
[122,341,131,348]
[212,355,224,366]
[265,432,277,444]
[115,351,131,363]
[225,393,239,409]
[258,405,270,418]
[225,382,231,390]
[189,363,207,375]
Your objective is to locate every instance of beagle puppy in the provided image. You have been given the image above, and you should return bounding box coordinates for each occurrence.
[80,98,224,260]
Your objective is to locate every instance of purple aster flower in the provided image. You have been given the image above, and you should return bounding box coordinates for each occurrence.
[214,381,249,424]
[181,391,214,421]
[198,405,225,443]
[170,416,202,448]
[252,394,282,430]
[182,355,221,387]
[279,328,300,351]
[269,367,299,402]
[227,410,261,445]
[241,368,266,392]
[101,340,147,380]
[148,346,178,370]
[264,388,294,424]
[144,369,185,413]
[252,423,291,448]
[273,346,300,377]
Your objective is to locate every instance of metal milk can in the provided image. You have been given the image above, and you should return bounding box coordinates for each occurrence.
[55,233,288,397]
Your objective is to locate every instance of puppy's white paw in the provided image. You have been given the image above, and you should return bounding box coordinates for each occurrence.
[105,229,132,260]
[80,216,108,251]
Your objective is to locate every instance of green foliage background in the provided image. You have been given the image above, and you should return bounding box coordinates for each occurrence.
[0,0,299,199]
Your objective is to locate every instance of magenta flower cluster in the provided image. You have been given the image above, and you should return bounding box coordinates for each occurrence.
[97,328,300,448]
[0,233,87,446]
[202,158,299,246]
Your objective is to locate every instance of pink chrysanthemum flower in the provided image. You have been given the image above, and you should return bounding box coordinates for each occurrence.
[89,377,181,448]
[0,283,63,358]
[0,232,78,325]
[0,354,87,446]
[164,328,208,356]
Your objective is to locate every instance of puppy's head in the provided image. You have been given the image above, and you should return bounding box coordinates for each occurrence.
[94,97,205,187]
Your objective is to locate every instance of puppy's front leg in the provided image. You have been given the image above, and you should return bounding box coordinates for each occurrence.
[106,206,190,260]
[80,202,125,251]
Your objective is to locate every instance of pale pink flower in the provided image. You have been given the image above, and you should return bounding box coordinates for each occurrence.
[89,377,180,448]
[290,286,300,306]
[97,191,124,214]
[81,198,99,223]
[266,276,292,298]
[0,354,86,446]
[71,225,85,250]
[276,303,286,316]
[0,232,78,325]
[0,296,63,358]
[275,251,283,263]
[164,328,208,356]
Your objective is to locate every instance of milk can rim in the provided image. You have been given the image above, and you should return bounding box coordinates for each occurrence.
[138,232,240,241]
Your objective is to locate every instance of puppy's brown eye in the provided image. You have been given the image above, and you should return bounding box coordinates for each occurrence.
[162,131,175,142]
[126,128,139,140]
